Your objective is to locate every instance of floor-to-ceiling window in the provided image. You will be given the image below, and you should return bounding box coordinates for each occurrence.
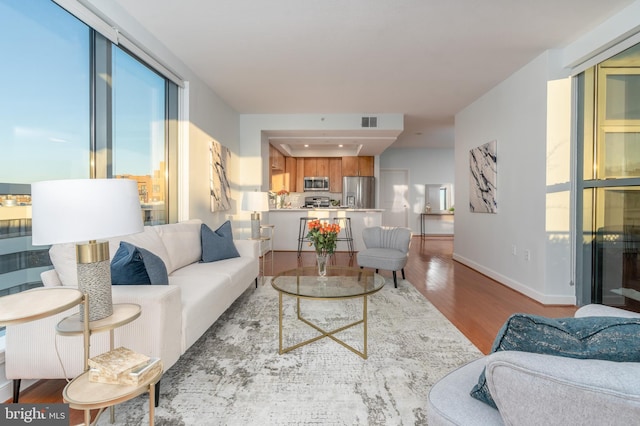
[112,46,169,225]
[0,0,179,322]
[577,42,640,312]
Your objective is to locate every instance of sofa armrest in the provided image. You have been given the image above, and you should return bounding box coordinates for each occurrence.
[41,268,62,287]
[486,351,640,425]
[575,304,640,318]
[234,239,259,259]
[5,284,182,380]
[111,285,183,371]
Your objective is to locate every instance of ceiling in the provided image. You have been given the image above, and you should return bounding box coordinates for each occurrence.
[108,0,634,154]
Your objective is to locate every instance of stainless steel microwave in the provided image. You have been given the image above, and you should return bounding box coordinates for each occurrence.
[303,176,329,191]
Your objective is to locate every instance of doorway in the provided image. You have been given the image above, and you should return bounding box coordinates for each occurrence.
[380,169,409,227]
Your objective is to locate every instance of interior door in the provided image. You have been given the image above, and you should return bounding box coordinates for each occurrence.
[380,169,409,227]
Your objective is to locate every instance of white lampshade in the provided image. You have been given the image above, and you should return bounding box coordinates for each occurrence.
[242,192,270,213]
[31,178,144,245]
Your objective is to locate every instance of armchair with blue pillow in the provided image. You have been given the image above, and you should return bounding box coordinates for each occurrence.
[428,304,640,425]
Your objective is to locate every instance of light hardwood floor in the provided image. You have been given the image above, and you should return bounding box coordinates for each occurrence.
[6,236,577,424]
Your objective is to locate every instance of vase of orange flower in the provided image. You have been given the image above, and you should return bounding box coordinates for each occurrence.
[276,189,289,209]
[306,219,340,278]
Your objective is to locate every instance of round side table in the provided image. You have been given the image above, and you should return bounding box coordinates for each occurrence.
[0,287,87,403]
[57,303,145,424]
[0,287,84,326]
[63,362,162,426]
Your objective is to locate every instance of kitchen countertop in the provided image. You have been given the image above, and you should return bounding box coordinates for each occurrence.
[269,208,384,212]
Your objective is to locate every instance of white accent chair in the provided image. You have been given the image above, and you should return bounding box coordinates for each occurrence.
[356,226,412,288]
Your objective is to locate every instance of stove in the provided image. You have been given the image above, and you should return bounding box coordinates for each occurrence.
[303,196,330,208]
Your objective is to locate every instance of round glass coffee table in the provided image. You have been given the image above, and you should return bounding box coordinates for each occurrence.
[271,266,385,359]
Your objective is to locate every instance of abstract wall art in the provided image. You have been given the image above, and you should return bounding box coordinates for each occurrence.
[209,139,231,212]
[469,140,497,213]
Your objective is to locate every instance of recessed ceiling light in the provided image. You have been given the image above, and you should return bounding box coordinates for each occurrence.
[338,144,343,148]
[304,144,309,148]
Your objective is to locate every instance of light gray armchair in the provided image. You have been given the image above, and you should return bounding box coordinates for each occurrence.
[427,304,640,425]
[356,226,411,288]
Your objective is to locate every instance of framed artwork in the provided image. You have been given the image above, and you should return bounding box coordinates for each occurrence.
[209,140,231,211]
[469,140,497,213]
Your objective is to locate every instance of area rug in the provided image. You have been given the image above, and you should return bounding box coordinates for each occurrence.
[98,278,483,425]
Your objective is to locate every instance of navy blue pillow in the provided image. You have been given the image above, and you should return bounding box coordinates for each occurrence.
[201,221,240,263]
[111,241,169,285]
[470,314,640,408]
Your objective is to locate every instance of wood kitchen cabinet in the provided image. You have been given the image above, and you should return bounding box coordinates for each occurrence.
[341,156,374,177]
[296,159,305,192]
[303,158,316,177]
[329,158,342,192]
[358,156,374,176]
[272,156,297,192]
[316,158,329,176]
[303,157,329,177]
[284,157,297,192]
[270,144,284,171]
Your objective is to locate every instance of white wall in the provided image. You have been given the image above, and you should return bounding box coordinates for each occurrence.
[454,50,574,304]
[379,148,455,235]
[452,0,640,305]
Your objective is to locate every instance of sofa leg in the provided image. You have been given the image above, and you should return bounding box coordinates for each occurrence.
[401,268,406,280]
[255,277,258,288]
[13,379,21,403]
[155,379,161,407]
[392,271,398,288]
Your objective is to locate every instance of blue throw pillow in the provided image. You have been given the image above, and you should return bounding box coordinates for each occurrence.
[111,241,169,285]
[201,221,240,262]
[470,313,640,409]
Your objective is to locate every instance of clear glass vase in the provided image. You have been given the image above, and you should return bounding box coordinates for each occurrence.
[316,253,328,279]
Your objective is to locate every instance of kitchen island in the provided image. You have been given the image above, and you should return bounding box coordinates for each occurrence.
[265,208,383,252]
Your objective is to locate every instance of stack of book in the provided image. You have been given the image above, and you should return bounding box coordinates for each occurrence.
[88,346,162,385]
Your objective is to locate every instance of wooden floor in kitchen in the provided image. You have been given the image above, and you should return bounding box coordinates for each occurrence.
[6,235,577,424]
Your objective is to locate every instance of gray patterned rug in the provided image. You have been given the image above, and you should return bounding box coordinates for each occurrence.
[98,278,482,425]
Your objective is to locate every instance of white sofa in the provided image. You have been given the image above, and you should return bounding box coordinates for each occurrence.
[427,304,640,425]
[5,219,259,398]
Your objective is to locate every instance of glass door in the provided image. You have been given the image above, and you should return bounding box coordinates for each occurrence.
[579,43,640,311]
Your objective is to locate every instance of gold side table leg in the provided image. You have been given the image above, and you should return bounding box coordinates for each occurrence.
[363,295,368,359]
[278,292,283,354]
[149,382,156,426]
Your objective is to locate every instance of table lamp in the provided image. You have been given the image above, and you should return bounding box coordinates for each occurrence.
[242,191,269,239]
[31,179,144,321]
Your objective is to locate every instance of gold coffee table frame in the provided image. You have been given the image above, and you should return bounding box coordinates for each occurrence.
[271,266,385,359]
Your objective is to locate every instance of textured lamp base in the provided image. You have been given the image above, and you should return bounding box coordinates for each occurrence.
[251,212,261,239]
[77,259,113,321]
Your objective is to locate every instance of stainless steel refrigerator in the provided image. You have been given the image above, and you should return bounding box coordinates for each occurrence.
[342,176,375,208]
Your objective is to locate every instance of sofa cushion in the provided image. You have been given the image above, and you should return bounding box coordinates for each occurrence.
[117,226,172,274]
[153,219,202,273]
[200,221,240,263]
[111,241,168,285]
[470,314,640,408]
[48,243,81,287]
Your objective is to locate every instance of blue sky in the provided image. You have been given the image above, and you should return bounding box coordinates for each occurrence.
[0,0,164,184]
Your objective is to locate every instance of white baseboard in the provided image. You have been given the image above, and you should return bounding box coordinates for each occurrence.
[452,253,576,305]
[0,376,36,403]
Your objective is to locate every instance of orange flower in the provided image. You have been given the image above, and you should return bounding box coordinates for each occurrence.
[306,220,341,255]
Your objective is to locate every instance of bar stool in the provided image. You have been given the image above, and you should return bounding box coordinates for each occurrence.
[333,217,354,257]
[297,217,318,257]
